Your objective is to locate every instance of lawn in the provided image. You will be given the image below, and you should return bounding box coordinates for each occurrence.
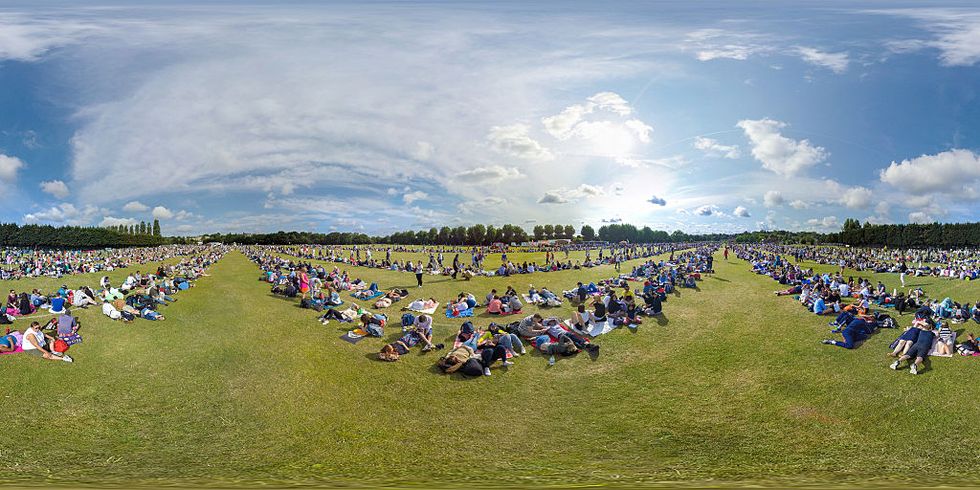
[2,248,980,487]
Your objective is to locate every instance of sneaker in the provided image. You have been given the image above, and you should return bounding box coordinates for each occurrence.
[520,349,527,355]
[910,363,919,375]
[548,355,556,366]
[890,360,901,370]
[821,339,834,345]
[502,360,514,366]
[434,343,444,350]
[483,367,491,376]
[61,354,73,363]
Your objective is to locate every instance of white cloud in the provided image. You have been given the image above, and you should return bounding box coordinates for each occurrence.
[806,215,839,230]
[152,206,174,219]
[879,149,980,195]
[733,206,751,217]
[486,124,554,161]
[763,190,785,208]
[541,92,652,158]
[100,216,139,227]
[538,191,568,204]
[0,154,24,182]
[695,204,717,216]
[24,203,102,225]
[737,118,827,177]
[789,199,809,209]
[403,191,428,205]
[838,186,873,209]
[795,46,849,73]
[876,10,980,66]
[39,180,69,199]
[647,195,667,206]
[693,136,740,159]
[122,201,149,212]
[908,211,934,224]
[457,165,522,180]
[617,155,689,169]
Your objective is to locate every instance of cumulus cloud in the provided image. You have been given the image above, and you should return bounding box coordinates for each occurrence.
[737,118,828,177]
[0,154,24,182]
[908,211,934,224]
[695,204,718,216]
[23,203,102,225]
[838,185,873,209]
[693,136,740,159]
[789,199,809,209]
[486,124,554,161]
[152,206,174,219]
[807,215,840,230]
[100,216,139,227]
[457,165,522,180]
[795,46,849,73]
[647,195,667,206]
[541,92,652,157]
[538,191,568,204]
[403,191,428,204]
[733,206,751,217]
[763,190,785,207]
[879,149,980,196]
[122,201,149,212]
[39,180,69,199]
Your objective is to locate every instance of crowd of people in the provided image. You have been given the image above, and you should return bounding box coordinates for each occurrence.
[246,243,716,376]
[736,244,979,375]
[0,245,210,281]
[1,247,227,363]
[757,244,980,282]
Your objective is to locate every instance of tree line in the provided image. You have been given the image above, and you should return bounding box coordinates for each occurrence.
[828,219,980,248]
[104,219,162,237]
[0,223,167,248]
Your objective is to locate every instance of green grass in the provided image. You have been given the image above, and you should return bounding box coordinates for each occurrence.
[2,249,980,487]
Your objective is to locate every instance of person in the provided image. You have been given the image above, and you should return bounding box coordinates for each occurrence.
[890,321,935,375]
[299,267,311,300]
[436,343,506,376]
[378,314,442,361]
[534,333,579,365]
[415,264,423,288]
[517,313,548,338]
[359,313,384,337]
[486,296,503,315]
[22,321,72,362]
[821,316,875,349]
[0,329,19,353]
[56,309,80,338]
[571,304,595,332]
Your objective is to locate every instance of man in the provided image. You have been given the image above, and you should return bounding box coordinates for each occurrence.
[22,321,72,363]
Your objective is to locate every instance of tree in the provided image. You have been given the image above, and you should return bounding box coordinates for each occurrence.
[580,225,596,241]
[467,224,486,245]
[543,224,554,239]
[533,225,544,240]
[152,219,161,237]
[563,225,575,238]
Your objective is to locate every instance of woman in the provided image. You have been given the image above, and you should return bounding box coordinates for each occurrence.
[571,304,595,333]
[298,267,311,300]
[0,329,19,353]
[378,314,442,361]
[22,321,72,362]
[415,262,424,288]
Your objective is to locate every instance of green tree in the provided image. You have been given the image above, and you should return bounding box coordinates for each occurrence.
[152,219,161,237]
[580,225,596,241]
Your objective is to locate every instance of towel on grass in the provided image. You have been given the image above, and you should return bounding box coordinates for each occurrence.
[352,291,384,300]
[340,330,368,344]
[0,331,23,355]
[404,302,439,315]
[446,307,474,318]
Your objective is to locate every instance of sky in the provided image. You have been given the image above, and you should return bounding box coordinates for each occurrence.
[0,1,979,236]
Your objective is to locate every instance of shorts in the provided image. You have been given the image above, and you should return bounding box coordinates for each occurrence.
[898,329,920,342]
[0,335,13,348]
[905,340,932,360]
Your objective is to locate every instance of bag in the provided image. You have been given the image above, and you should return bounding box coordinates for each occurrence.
[401,313,416,327]
[300,298,312,309]
[121,311,136,321]
[53,339,69,353]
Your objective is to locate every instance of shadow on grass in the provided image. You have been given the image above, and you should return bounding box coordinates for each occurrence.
[710,276,731,283]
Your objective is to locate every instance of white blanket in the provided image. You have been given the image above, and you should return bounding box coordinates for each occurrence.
[568,317,614,337]
[405,301,439,315]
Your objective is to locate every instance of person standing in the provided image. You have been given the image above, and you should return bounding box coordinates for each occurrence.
[415,261,424,288]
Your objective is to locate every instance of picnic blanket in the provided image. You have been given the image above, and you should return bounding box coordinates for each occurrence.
[446,307,474,318]
[351,291,384,300]
[404,302,439,315]
[568,318,614,337]
[0,331,23,355]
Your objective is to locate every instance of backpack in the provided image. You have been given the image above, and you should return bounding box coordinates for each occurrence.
[401,313,416,327]
[300,298,312,309]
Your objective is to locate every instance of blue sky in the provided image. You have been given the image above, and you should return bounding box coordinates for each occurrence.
[1,1,979,236]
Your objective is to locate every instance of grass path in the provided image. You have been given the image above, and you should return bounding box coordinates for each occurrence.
[2,250,980,487]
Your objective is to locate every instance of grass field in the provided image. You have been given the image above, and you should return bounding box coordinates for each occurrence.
[3,249,980,487]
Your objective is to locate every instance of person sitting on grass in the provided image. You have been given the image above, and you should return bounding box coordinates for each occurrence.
[22,321,72,363]
[641,290,663,316]
[570,304,595,333]
[517,313,549,338]
[378,314,443,361]
[359,313,384,337]
[486,295,503,315]
[56,308,80,338]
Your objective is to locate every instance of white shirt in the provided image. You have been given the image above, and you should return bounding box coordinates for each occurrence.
[22,327,44,351]
[103,302,121,319]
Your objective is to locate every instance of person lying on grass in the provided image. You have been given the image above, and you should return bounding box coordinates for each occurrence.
[22,321,72,363]
[821,315,877,349]
[436,342,507,377]
[890,318,936,375]
[517,313,548,338]
[477,323,526,358]
[0,328,19,353]
[378,314,443,361]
